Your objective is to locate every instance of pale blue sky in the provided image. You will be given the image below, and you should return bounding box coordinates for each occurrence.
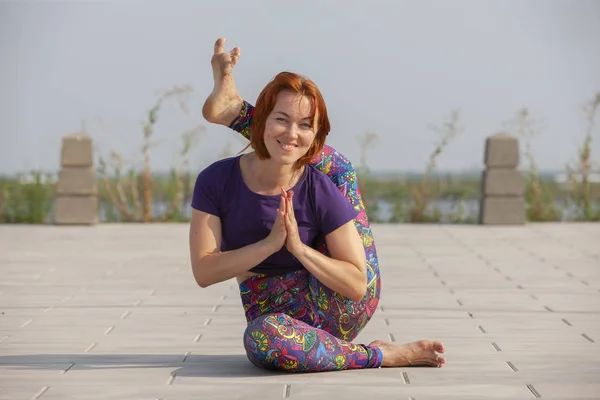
[1,0,599,175]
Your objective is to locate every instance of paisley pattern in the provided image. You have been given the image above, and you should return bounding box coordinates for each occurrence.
[240,269,382,372]
[230,101,383,372]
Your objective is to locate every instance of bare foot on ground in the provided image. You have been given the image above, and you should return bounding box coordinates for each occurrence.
[369,339,445,368]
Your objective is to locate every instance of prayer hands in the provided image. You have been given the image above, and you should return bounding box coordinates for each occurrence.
[265,193,288,253]
[264,189,304,256]
[281,189,304,256]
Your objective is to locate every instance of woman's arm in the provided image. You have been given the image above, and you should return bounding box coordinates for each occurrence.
[189,205,286,288]
[282,191,366,301]
[291,221,367,302]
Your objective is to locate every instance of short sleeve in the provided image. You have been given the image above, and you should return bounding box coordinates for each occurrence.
[312,171,359,235]
[191,166,221,217]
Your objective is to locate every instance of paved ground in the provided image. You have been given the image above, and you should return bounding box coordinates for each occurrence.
[0,223,598,399]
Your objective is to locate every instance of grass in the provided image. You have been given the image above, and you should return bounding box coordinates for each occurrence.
[96,85,204,223]
[566,92,600,221]
[0,171,56,224]
[1,169,597,225]
[1,91,599,225]
[357,92,600,224]
[407,109,464,223]
[504,108,562,221]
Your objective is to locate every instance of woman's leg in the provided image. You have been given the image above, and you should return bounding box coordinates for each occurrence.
[309,145,381,342]
[230,109,383,340]
[243,313,382,372]
[306,148,445,368]
[240,270,382,372]
[308,251,380,342]
[233,104,444,370]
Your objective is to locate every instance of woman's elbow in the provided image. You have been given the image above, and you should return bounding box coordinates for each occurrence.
[195,277,211,289]
[349,285,367,302]
[349,274,368,302]
[193,273,211,289]
[191,260,212,288]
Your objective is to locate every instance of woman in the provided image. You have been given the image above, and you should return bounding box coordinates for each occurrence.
[191,59,445,372]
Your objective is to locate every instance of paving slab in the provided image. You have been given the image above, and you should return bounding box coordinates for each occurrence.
[0,222,599,399]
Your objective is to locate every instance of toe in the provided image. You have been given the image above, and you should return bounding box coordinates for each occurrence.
[427,358,440,367]
[434,341,445,353]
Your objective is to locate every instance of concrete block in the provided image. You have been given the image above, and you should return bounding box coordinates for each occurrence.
[60,134,93,167]
[484,133,519,168]
[53,195,98,225]
[482,168,524,196]
[57,167,97,195]
[480,196,526,225]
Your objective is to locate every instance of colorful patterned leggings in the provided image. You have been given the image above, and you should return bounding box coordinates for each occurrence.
[230,101,383,372]
[240,268,382,372]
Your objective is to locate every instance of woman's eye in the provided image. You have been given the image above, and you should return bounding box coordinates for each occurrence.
[301,123,312,129]
[276,117,287,123]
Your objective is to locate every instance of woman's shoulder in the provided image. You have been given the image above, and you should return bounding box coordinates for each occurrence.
[191,155,242,213]
[197,155,241,180]
[304,165,358,234]
[193,155,242,196]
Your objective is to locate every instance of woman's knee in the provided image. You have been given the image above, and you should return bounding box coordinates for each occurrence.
[243,313,291,369]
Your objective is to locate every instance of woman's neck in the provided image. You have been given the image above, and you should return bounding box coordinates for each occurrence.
[243,153,304,195]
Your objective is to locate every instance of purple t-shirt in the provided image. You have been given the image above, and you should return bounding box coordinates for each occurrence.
[191,155,358,275]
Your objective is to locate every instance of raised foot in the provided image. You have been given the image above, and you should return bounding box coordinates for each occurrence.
[369,339,446,368]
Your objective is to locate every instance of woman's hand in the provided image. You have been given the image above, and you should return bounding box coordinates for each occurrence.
[263,192,288,253]
[282,189,304,256]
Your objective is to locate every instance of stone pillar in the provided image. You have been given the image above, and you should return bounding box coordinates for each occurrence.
[479,133,526,225]
[53,133,98,225]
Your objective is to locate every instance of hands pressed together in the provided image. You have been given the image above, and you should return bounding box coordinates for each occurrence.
[207,38,303,257]
[265,189,304,256]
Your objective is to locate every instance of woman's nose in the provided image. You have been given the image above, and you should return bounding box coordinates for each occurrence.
[285,124,299,138]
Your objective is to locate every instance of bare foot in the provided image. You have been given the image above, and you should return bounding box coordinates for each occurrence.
[369,339,446,368]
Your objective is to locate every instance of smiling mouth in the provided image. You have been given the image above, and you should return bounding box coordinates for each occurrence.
[277,140,298,150]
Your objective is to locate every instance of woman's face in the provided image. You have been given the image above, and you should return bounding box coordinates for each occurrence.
[263,90,317,166]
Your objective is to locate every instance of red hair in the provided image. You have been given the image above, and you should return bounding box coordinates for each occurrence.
[246,71,330,169]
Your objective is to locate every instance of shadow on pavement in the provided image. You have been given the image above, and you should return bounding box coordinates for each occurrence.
[0,353,285,377]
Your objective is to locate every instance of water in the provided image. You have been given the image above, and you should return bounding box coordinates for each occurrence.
[375,198,480,223]
[96,197,587,224]
[374,198,586,223]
